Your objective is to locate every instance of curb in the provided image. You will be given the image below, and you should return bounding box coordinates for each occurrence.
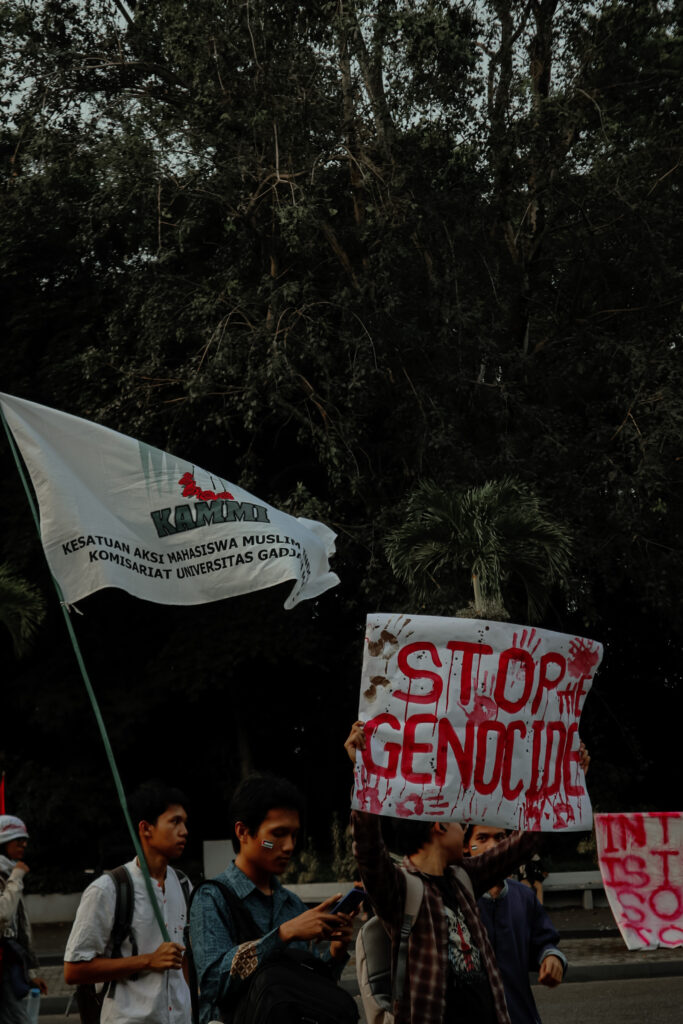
[558,960,683,984]
[39,996,72,1015]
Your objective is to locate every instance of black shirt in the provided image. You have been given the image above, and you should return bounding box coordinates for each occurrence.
[428,874,497,1023]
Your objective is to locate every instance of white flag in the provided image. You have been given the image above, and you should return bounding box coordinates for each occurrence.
[0,393,339,609]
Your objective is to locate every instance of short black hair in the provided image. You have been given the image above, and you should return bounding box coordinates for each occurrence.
[390,818,435,857]
[229,773,305,853]
[128,781,188,828]
[462,823,511,855]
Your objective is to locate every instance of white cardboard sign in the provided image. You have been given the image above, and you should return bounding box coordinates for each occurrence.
[596,812,683,950]
[351,613,601,830]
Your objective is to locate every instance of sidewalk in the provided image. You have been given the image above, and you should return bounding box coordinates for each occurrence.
[32,905,683,1018]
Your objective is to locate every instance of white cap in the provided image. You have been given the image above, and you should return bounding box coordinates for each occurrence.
[0,815,29,844]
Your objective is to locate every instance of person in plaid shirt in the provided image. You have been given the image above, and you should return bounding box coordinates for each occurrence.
[346,722,539,1024]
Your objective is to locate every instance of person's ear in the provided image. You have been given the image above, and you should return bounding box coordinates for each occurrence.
[139,819,153,839]
[234,821,251,845]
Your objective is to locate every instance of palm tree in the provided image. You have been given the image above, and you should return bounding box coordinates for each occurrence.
[0,564,46,657]
[385,477,572,623]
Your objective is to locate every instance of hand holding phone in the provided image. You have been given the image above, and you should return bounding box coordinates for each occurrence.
[330,887,366,915]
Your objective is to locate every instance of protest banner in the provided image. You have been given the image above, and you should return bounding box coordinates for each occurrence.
[595,812,683,950]
[0,393,339,609]
[351,613,602,830]
[1,392,341,942]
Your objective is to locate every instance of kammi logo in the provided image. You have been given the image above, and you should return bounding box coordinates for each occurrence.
[150,497,270,538]
[177,471,234,501]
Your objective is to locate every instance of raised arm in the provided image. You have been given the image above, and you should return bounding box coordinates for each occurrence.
[345,719,407,929]
[351,809,406,933]
[0,864,28,929]
[463,830,540,897]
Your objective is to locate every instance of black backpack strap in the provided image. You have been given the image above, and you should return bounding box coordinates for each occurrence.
[174,868,192,912]
[104,865,137,999]
[185,879,262,1024]
[189,879,262,943]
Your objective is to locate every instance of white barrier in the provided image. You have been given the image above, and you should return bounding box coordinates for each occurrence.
[25,893,82,924]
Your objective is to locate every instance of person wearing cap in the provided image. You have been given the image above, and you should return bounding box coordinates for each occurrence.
[0,815,48,1024]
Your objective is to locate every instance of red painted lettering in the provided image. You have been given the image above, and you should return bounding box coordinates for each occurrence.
[614,889,646,925]
[401,715,436,785]
[600,854,650,888]
[542,722,566,797]
[599,813,648,854]
[571,674,590,716]
[436,719,474,789]
[501,721,526,800]
[651,849,679,885]
[648,812,681,846]
[474,721,506,796]
[445,641,493,704]
[562,723,584,797]
[527,721,547,797]
[362,715,401,779]
[394,643,443,705]
[531,652,566,713]
[659,925,683,947]
[649,883,683,921]
[494,648,534,713]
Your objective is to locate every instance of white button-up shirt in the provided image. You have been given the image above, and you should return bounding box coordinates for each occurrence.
[65,858,191,1024]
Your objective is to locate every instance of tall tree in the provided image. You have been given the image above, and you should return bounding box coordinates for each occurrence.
[385,477,573,622]
[0,565,45,657]
[1,0,681,863]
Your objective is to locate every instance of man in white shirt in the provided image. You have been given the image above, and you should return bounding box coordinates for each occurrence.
[64,783,191,1024]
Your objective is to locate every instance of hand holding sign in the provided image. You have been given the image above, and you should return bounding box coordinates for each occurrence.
[344,720,366,764]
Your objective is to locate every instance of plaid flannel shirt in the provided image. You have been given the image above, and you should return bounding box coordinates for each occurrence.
[351,811,538,1024]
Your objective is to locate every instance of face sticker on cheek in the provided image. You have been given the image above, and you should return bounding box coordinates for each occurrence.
[261,840,274,849]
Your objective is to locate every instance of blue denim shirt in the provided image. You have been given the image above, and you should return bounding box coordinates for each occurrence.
[189,862,338,1024]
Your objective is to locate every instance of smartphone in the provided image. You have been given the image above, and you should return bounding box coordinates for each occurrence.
[330,888,367,915]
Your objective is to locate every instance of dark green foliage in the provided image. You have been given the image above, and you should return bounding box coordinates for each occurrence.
[1,0,681,879]
[0,564,46,657]
[385,477,573,621]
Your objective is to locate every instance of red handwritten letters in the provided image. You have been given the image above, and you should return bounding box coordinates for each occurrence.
[596,812,683,950]
[352,614,602,830]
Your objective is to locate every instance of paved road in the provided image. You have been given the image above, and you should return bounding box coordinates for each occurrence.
[36,976,683,1023]
[534,975,683,1024]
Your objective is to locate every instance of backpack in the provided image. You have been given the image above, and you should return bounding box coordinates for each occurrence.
[355,865,475,1024]
[73,865,191,1024]
[186,878,359,1024]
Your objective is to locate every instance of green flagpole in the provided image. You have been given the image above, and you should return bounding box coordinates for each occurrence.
[0,406,171,943]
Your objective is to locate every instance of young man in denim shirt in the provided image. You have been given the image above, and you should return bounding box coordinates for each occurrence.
[189,773,353,1024]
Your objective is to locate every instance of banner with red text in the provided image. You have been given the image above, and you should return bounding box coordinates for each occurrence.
[351,613,601,830]
[596,812,683,950]
[0,393,339,609]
